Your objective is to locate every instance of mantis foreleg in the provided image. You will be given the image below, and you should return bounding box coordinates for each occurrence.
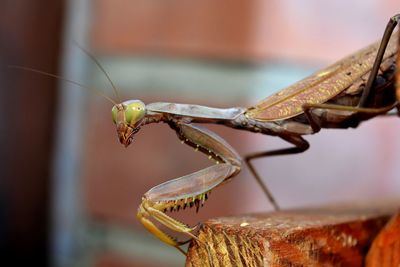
[137,122,241,252]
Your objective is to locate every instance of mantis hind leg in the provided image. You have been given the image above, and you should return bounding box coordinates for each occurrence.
[397,21,400,110]
[303,14,400,131]
[244,135,310,211]
[302,102,397,133]
[359,14,399,107]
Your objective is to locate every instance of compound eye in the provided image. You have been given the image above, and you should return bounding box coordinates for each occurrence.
[111,105,118,124]
[125,107,134,124]
[123,100,146,126]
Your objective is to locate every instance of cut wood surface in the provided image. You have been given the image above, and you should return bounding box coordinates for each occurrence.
[366,211,400,267]
[186,205,397,267]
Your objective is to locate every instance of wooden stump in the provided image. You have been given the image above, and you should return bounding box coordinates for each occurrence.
[186,206,396,267]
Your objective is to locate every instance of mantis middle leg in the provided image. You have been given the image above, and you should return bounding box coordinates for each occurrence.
[244,135,310,211]
[245,102,396,211]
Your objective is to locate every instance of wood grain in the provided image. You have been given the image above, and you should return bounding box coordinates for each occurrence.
[186,206,395,267]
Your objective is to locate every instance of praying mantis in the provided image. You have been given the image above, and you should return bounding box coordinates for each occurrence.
[112,14,400,254]
[12,15,400,255]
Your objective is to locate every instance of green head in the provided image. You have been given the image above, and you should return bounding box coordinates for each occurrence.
[112,100,146,147]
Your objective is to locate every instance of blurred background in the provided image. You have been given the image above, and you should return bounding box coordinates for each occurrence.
[1,0,399,266]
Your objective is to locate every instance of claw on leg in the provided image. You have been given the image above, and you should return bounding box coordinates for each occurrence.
[137,202,194,255]
[137,122,241,253]
[137,163,240,253]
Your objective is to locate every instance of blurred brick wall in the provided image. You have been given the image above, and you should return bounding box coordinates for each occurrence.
[91,0,397,62]
[91,0,258,60]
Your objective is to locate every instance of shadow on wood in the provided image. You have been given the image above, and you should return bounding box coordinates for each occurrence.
[186,205,397,267]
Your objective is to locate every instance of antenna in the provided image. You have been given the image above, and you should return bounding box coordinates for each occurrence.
[8,65,118,106]
[73,41,122,103]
